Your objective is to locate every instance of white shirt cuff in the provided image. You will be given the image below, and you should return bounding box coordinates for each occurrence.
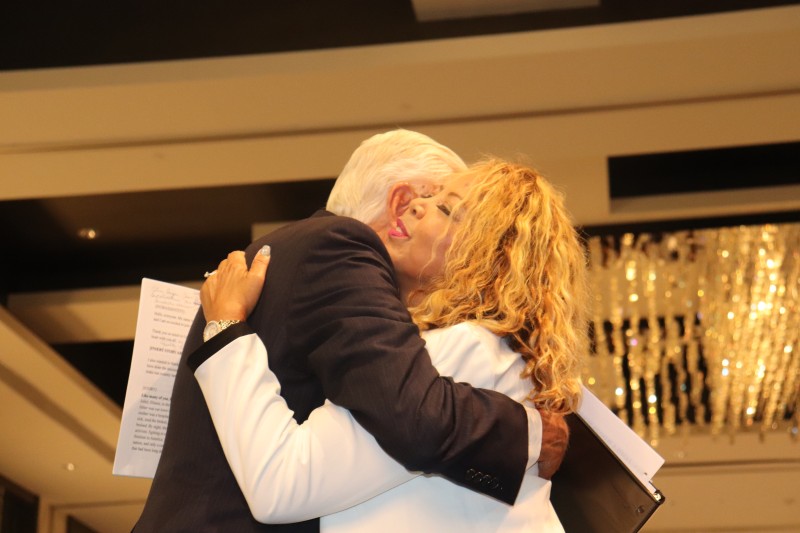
[524,405,542,470]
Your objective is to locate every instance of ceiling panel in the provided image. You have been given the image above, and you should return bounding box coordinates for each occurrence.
[412,0,599,21]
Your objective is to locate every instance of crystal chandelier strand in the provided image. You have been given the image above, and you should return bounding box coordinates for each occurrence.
[584,221,799,441]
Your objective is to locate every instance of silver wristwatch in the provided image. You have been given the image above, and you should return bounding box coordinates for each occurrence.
[203,319,241,342]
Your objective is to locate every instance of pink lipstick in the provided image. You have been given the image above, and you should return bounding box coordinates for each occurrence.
[388,218,409,238]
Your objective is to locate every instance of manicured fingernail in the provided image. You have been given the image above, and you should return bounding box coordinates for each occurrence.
[259,245,271,257]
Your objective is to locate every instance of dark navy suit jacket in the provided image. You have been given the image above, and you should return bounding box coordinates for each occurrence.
[134,211,528,532]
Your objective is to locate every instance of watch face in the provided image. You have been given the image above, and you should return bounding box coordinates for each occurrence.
[203,321,220,341]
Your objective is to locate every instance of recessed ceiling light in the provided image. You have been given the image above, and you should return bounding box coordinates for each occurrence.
[64,463,76,471]
[77,228,98,240]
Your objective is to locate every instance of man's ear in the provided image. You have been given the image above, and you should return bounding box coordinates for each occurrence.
[388,183,416,217]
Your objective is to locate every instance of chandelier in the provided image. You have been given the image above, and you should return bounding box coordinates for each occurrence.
[583,222,800,445]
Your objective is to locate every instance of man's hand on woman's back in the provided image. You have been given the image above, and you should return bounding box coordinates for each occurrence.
[537,411,569,480]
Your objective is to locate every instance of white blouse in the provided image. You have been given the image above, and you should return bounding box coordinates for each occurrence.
[194,322,563,532]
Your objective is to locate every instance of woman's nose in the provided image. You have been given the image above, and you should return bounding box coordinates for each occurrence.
[409,199,427,218]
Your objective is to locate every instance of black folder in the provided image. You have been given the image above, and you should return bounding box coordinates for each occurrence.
[550,414,665,533]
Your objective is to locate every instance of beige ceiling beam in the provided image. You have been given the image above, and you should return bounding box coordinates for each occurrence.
[0,307,150,533]
[0,90,797,226]
[0,6,797,154]
[0,306,122,443]
[6,283,201,344]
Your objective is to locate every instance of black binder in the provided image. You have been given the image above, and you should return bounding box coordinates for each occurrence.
[551,414,665,533]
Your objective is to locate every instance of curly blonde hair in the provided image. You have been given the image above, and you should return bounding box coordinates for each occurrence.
[409,159,588,413]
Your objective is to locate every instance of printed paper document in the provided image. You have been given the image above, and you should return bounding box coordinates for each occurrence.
[113,278,200,477]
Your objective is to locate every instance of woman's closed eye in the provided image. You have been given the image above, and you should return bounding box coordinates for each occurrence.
[437,203,452,216]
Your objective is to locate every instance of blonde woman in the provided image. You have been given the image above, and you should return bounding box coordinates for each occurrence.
[194,160,588,531]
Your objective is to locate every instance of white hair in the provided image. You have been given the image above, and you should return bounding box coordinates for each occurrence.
[326,129,467,224]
